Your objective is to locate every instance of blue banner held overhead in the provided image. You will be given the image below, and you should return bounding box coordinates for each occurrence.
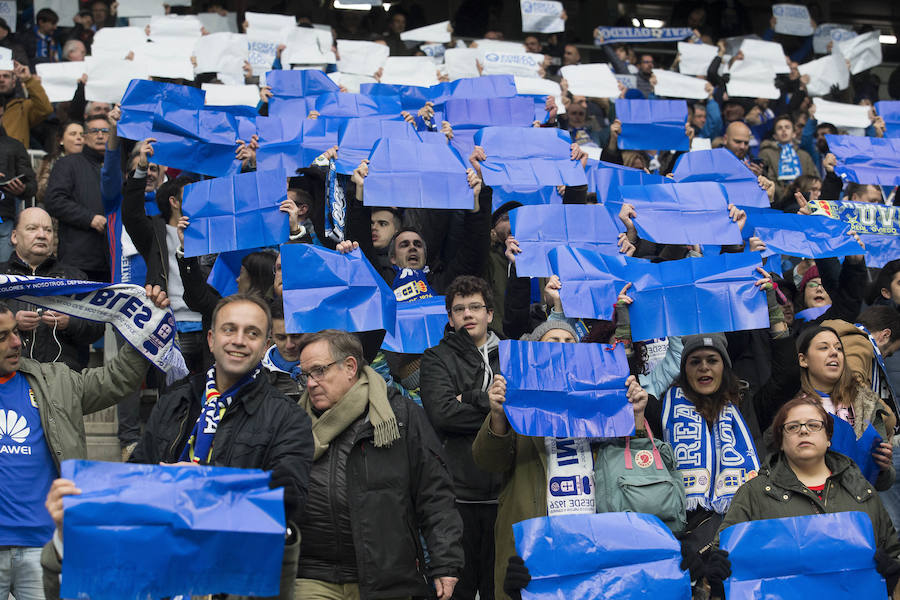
[118,79,205,141]
[269,96,316,121]
[500,340,634,438]
[615,99,690,151]
[491,185,561,214]
[334,117,422,175]
[875,100,900,138]
[510,204,624,277]
[266,69,339,98]
[380,296,448,354]
[206,248,262,298]
[314,92,403,119]
[280,245,396,335]
[513,513,691,600]
[442,97,536,129]
[830,417,882,484]
[149,106,247,177]
[428,74,518,106]
[182,169,289,257]
[746,209,860,259]
[594,26,694,44]
[474,126,587,188]
[860,234,900,269]
[672,148,770,208]
[360,82,435,111]
[365,138,473,209]
[824,135,900,186]
[719,512,885,599]
[60,460,285,600]
[585,159,671,201]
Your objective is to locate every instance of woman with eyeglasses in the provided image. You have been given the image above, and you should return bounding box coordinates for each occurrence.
[712,396,900,598]
[795,325,895,490]
[791,253,866,330]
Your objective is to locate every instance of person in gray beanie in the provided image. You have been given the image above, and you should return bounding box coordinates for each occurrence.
[521,319,578,343]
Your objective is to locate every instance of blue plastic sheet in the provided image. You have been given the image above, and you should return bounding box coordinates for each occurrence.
[207,248,260,297]
[182,169,288,257]
[672,148,770,208]
[60,459,284,600]
[830,417,882,484]
[118,79,205,141]
[280,244,396,334]
[442,97,535,129]
[474,127,587,187]
[365,138,472,209]
[266,69,339,98]
[380,296,447,354]
[360,82,435,110]
[860,234,900,268]
[150,106,248,177]
[875,100,900,138]
[491,185,561,213]
[585,159,670,200]
[615,99,689,151]
[335,117,422,174]
[719,512,885,600]
[269,96,316,120]
[746,209,858,258]
[257,116,342,173]
[500,340,633,437]
[824,135,900,186]
[615,182,742,245]
[314,92,403,118]
[510,204,624,277]
[428,74,518,106]
[449,127,478,163]
[549,248,767,340]
[513,513,690,600]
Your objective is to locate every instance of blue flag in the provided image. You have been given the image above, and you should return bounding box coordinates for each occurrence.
[615,99,689,151]
[360,82,435,110]
[491,185,561,214]
[615,182,743,245]
[380,296,447,354]
[335,117,422,174]
[428,74,518,106]
[875,100,900,138]
[206,248,262,297]
[269,96,316,120]
[500,340,634,438]
[513,513,691,600]
[60,460,284,600]
[257,116,343,173]
[280,244,396,334]
[585,159,671,200]
[510,204,624,277]
[365,138,473,209]
[594,27,693,44]
[442,97,536,129]
[150,106,248,177]
[548,248,768,340]
[860,234,900,268]
[118,79,205,141]
[672,148,770,208]
[830,417,882,484]
[746,209,859,258]
[314,92,403,118]
[824,134,900,186]
[182,169,288,257]
[266,69,339,98]
[474,127,587,187]
[719,512,885,599]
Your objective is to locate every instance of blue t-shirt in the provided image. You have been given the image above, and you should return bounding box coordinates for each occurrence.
[0,372,56,546]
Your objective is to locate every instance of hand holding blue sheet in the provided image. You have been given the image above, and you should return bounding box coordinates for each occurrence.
[474,127,587,187]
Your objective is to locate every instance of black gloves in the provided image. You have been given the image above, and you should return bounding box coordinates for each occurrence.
[704,549,732,597]
[875,549,900,595]
[679,541,705,582]
[503,555,531,600]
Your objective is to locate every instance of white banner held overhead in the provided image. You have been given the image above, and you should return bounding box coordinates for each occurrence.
[520,0,564,34]
[379,56,438,87]
[739,38,790,73]
[726,60,780,99]
[244,11,295,45]
[514,75,565,115]
[400,20,452,44]
[198,12,239,34]
[193,32,248,74]
[813,23,854,54]
[84,57,150,103]
[833,30,881,75]
[813,98,871,129]
[0,1,16,32]
[132,42,194,80]
[201,83,260,107]
[798,53,849,97]
[116,0,165,18]
[337,39,389,76]
[481,52,544,78]
[444,48,481,80]
[772,4,813,36]
[560,63,620,98]
[282,27,335,65]
[36,61,85,102]
[35,0,77,27]
[677,42,717,76]
[652,69,708,100]
[91,26,148,59]
[0,47,12,71]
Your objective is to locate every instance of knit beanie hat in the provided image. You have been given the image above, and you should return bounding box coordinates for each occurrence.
[522,320,578,342]
[680,333,732,371]
[798,264,820,294]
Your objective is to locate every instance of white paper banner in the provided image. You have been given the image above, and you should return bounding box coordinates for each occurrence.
[481,52,543,77]
[726,60,780,99]
[326,71,375,94]
[91,26,148,60]
[614,73,637,90]
[400,20,451,44]
[245,12,295,45]
[691,137,712,151]
[248,39,278,72]
[560,63,619,98]
[813,23,854,54]
[834,30,881,75]
[514,75,565,115]
[35,0,77,27]
[132,42,194,80]
[444,48,481,80]
[813,97,871,129]
[739,39,789,73]
[380,56,438,87]
[677,42,717,76]
[116,0,165,18]
[337,39,389,76]
[283,27,334,65]
[84,56,150,103]
[798,53,849,96]
[0,1,16,32]
[772,4,813,36]
[198,12,238,34]
[36,61,85,102]
[148,15,203,41]
[472,39,526,55]
[652,69,708,100]
[521,0,564,34]
[0,47,12,71]
[193,32,248,74]
[201,83,259,107]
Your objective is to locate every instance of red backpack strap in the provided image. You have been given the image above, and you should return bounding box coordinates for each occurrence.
[624,435,633,470]
[643,423,665,471]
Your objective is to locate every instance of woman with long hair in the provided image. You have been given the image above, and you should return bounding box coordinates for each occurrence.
[36,121,83,205]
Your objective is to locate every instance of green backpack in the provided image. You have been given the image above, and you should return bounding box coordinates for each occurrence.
[593,424,687,533]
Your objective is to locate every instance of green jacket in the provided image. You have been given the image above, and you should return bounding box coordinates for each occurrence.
[21,342,148,471]
[757,139,818,205]
[716,450,900,559]
[472,415,548,600]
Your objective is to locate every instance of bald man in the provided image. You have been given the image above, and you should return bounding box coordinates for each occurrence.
[0,207,104,369]
[723,121,763,176]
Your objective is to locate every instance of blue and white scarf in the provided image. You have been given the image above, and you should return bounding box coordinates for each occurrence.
[662,387,759,513]
[179,365,261,464]
[856,323,900,420]
[262,345,302,381]
[777,143,802,181]
[391,266,435,302]
[324,160,348,243]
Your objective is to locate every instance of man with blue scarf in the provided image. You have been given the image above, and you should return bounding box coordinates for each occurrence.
[131,293,314,600]
[262,301,304,401]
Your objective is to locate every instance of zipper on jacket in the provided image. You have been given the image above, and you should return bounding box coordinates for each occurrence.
[168,404,191,461]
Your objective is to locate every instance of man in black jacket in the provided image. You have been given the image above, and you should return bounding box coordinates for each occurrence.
[44,114,110,282]
[1,207,103,369]
[131,293,314,600]
[0,124,36,263]
[420,275,504,600]
[296,328,463,600]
